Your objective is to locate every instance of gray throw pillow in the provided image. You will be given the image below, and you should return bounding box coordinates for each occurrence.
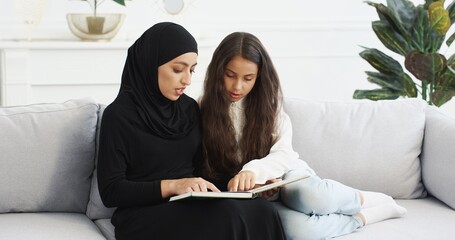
[86,105,117,220]
[0,99,99,213]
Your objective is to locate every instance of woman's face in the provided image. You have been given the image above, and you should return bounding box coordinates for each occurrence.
[223,55,258,102]
[158,52,197,101]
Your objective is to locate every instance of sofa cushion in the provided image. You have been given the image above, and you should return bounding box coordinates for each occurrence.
[421,106,455,209]
[283,98,426,198]
[86,105,117,220]
[95,218,115,240]
[0,213,106,240]
[275,197,455,240]
[0,99,99,213]
[86,169,116,220]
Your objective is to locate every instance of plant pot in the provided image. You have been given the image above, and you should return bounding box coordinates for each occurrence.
[86,16,105,34]
[66,13,125,41]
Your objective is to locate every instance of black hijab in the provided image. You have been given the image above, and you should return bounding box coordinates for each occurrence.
[118,22,199,139]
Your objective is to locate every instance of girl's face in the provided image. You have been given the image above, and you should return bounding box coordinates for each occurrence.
[223,55,258,102]
[158,52,197,101]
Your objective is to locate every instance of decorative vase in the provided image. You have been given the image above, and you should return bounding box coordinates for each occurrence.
[66,13,125,41]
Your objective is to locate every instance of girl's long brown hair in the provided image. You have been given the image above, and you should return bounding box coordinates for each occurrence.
[199,32,283,180]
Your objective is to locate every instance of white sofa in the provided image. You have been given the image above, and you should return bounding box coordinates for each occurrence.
[1,97,454,240]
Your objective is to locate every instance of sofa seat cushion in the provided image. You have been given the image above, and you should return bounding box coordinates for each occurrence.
[0,213,106,240]
[274,197,455,240]
[283,98,426,198]
[0,99,99,213]
[94,197,455,240]
[95,218,115,240]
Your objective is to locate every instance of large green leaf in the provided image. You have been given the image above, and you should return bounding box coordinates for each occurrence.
[432,69,455,106]
[372,21,411,55]
[359,48,404,74]
[427,30,446,53]
[424,25,446,52]
[401,73,418,97]
[424,0,441,10]
[366,1,410,39]
[387,0,417,33]
[411,6,426,51]
[353,89,402,100]
[446,0,455,23]
[424,3,447,53]
[432,89,454,106]
[446,31,455,47]
[446,0,455,47]
[404,50,447,81]
[446,54,455,75]
[360,71,417,98]
[428,1,451,35]
[359,48,417,98]
[364,71,404,91]
[435,68,455,89]
[113,0,126,6]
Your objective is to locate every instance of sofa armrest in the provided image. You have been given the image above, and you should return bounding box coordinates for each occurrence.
[421,106,455,209]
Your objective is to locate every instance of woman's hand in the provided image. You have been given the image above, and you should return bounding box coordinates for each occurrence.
[256,178,282,200]
[161,177,220,198]
[228,170,256,192]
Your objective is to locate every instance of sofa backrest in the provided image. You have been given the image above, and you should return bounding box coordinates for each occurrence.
[0,99,99,213]
[283,98,427,199]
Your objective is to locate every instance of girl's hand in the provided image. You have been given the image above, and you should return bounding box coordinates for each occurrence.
[256,178,282,200]
[161,177,220,198]
[228,171,256,192]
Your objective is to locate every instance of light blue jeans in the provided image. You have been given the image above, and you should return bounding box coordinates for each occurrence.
[280,168,363,239]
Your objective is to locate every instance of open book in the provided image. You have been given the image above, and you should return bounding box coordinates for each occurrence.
[169,174,308,202]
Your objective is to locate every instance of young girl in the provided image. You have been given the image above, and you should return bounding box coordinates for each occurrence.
[199,32,407,239]
[97,23,286,240]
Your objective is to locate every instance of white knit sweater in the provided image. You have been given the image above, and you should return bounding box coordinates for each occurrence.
[229,100,313,184]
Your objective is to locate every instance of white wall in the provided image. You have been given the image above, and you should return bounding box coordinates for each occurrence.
[1,0,455,116]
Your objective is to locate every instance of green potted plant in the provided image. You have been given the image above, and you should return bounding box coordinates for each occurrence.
[83,0,125,33]
[67,0,127,41]
[354,0,455,107]
[84,0,126,17]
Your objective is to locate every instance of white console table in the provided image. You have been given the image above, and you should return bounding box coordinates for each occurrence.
[0,40,214,106]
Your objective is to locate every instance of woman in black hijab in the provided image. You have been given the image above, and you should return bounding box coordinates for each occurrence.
[97,22,286,240]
